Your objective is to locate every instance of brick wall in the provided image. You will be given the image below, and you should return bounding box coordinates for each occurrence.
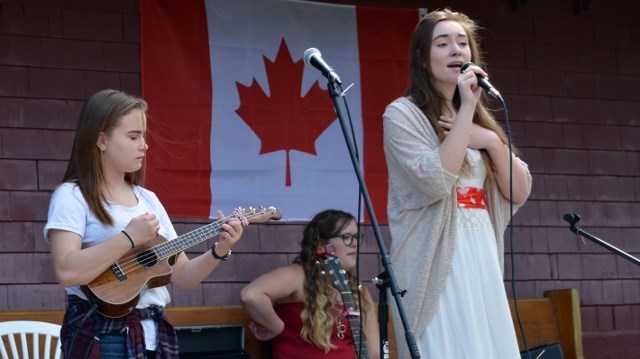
[0,0,638,358]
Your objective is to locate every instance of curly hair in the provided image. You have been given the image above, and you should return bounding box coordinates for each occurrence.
[294,209,370,351]
[405,9,518,180]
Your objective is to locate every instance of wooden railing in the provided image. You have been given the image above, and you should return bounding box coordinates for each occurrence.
[0,288,582,358]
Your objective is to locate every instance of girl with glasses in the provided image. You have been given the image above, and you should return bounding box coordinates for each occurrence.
[240,209,380,359]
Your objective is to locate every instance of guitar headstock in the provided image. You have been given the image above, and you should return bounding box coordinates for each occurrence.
[234,206,283,225]
[316,251,350,294]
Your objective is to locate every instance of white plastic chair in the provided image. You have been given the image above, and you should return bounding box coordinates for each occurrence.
[0,321,62,359]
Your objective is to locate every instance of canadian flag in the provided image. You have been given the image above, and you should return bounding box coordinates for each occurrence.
[140,0,422,221]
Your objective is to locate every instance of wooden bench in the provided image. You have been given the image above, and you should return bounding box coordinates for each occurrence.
[0,288,582,358]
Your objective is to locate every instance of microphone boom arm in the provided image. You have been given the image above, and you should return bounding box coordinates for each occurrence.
[563,213,640,267]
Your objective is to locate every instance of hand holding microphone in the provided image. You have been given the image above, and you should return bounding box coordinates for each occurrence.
[460,62,503,101]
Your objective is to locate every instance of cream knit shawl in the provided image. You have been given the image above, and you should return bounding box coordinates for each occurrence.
[383,97,532,358]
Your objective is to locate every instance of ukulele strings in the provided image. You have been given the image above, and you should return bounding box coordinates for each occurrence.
[115,210,255,274]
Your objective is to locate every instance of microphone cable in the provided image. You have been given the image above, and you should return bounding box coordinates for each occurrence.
[498,96,533,359]
[334,80,366,359]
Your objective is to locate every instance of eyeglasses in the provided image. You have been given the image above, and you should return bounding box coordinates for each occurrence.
[331,233,364,246]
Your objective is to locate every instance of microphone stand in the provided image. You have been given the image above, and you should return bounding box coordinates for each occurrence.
[564,213,640,267]
[325,78,420,358]
[373,271,393,359]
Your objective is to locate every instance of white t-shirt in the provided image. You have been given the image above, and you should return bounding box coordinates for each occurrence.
[44,182,179,349]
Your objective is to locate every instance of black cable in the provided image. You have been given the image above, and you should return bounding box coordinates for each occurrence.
[339,86,366,359]
[498,96,532,359]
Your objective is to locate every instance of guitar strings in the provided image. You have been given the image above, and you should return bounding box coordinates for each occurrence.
[113,210,260,275]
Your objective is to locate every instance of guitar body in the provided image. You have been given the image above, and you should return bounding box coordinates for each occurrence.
[82,235,175,318]
[80,206,282,318]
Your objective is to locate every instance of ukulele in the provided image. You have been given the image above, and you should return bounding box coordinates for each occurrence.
[82,206,282,318]
[317,250,370,359]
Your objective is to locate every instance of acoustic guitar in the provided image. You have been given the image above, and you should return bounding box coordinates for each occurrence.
[317,250,370,359]
[82,206,282,318]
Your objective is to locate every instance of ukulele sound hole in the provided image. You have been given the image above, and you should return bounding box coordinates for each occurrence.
[136,250,158,267]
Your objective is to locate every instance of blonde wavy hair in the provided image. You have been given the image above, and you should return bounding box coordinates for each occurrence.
[294,209,370,352]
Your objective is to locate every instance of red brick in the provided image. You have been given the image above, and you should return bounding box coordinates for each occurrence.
[513,254,552,280]
[570,19,594,47]
[532,70,567,96]
[67,0,137,13]
[201,282,247,306]
[594,74,639,101]
[1,4,24,34]
[42,38,104,70]
[602,280,624,305]
[168,283,204,307]
[120,72,141,96]
[24,5,49,36]
[582,254,617,279]
[0,34,42,66]
[19,98,81,129]
[581,306,597,331]
[512,199,540,226]
[1,128,74,160]
[556,253,583,279]
[61,9,123,41]
[582,280,604,305]
[542,174,570,200]
[576,47,617,74]
[479,13,533,43]
[533,18,572,45]
[28,67,85,99]
[10,191,50,221]
[529,227,551,253]
[567,176,632,202]
[504,225,532,253]
[85,71,127,98]
[48,7,62,38]
[0,160,37,190]
[526,45,577,71]
[0,253,42,282]
[588,150,638,176]
[0,97,19,126]
[489,67,518,96]
[516,70,536,95]
[104,42,140,72]
[620,126,640,151]
[484,42,525,68]
[613,100,640,126]
[123,13,140,43]
[523,122,565,147]
[0,222,32,252]
[581,125,622,150]
[7,284,65,310]
[566,72,595,98]
[37,161,65,191]
[594,20,633,50]
[0,192,10,220]
[596,305,614,331]
[551,97,594,123]
[561,124,584,148]
[613,305,640,331]
[0,66,29,96]
[547,227,581,253]
[538,200,561,226]
[621,279,640,304]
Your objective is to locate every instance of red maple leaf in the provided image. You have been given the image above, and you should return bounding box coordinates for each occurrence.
[235,38,336,187]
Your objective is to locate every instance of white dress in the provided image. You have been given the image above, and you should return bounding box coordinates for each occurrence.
[417,148,521,359]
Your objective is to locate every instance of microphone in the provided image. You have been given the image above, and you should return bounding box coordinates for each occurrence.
[303,48,341,84]
[460,62,502,100]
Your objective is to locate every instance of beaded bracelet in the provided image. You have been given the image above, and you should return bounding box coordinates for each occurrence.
[211,242,231,261]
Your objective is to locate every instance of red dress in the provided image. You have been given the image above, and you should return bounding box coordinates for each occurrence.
[272,302,357,359]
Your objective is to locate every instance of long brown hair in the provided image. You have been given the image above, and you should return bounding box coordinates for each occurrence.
[295,209,369,351]
[61,89,148,225]
[405,9,516,177]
